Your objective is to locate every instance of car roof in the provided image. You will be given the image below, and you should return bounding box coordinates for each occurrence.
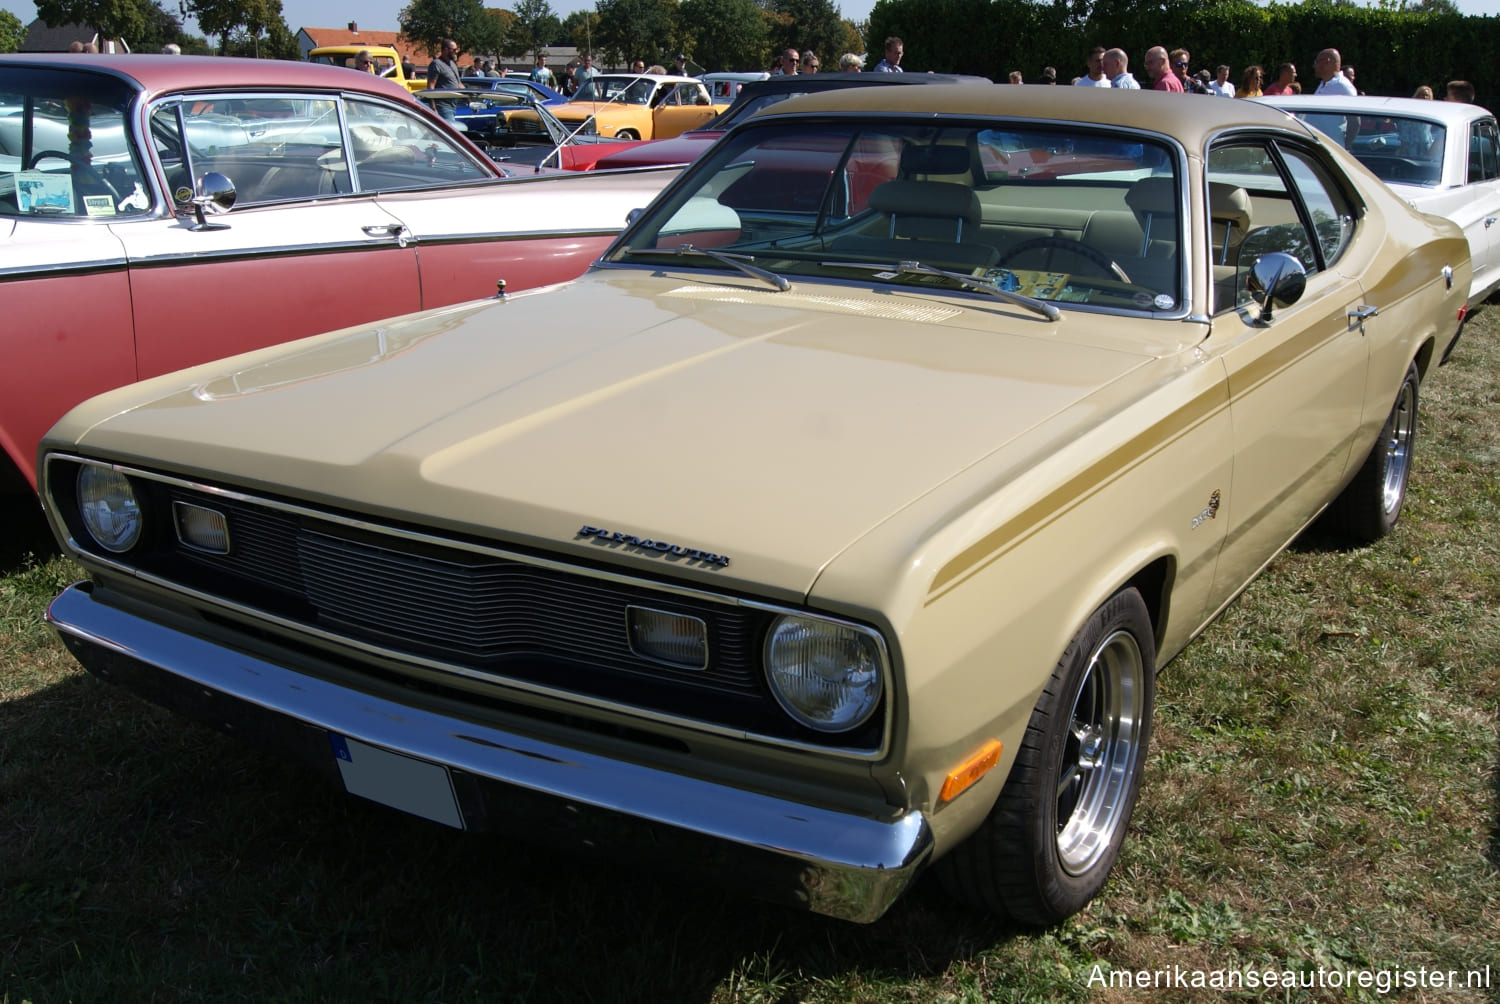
[1256,94,1491,126]
[0,53,415,102]
[750,83,1309,138]
[706,72,995,128]
[592,73,701,85]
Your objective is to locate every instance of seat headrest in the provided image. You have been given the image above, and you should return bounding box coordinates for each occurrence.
[1208,182,1251,230]
[868,179,981,225]
[1125,176,1177,217]
[899,144,973,177]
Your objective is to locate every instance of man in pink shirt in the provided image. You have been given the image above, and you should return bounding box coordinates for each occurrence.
[1145,46,1184,92]
[1263,62,1297,95]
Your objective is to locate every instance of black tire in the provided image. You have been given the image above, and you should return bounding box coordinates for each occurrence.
[938,588,1155,925]
[1326,361,1419,544]
[615,128,640,140]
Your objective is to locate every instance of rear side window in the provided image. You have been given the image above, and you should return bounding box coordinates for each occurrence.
[0,66,151,218]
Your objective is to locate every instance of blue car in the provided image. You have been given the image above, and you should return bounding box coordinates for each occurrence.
[459,76,567,106]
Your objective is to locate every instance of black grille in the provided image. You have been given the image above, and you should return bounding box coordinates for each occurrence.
[167,489,764,698]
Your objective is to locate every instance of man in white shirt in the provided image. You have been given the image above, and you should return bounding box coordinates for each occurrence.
[1074,46,1112,87]
[1208,65,1235,97]
[1314,49,1357,96]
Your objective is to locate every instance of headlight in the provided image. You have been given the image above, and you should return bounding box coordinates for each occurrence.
[77,465,142,553]
[764,614,884,733]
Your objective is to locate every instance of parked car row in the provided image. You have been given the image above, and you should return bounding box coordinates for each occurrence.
[38,85,1471,925]
[0,54,678,492]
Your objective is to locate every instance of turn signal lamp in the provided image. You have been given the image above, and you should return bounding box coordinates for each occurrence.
[939,739,1004,803]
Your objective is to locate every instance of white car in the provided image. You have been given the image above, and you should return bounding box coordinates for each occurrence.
[1258,95,1500,305]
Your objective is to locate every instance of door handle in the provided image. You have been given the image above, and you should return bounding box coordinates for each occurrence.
[1486,217,1497,229]
[1348,305,1379,321]
[362,223,410,248]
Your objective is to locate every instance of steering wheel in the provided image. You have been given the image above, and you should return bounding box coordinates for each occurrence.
[996,235,1131,284]
[26,149,124,203]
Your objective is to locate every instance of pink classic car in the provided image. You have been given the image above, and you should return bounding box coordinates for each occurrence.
[0,54,675,491]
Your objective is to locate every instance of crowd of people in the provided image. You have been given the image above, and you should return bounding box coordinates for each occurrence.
[399,36,1476,107]
[1013,44,1474,104]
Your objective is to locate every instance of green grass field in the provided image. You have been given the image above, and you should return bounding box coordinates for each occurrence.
[3,311,1496,1004]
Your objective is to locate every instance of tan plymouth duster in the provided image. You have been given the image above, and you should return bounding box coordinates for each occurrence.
[40,87,1469,925]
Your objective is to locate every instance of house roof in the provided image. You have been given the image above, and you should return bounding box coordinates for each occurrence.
[20,19,128,53]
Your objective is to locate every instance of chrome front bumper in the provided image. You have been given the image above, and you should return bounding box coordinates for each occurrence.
[48,582,932,923]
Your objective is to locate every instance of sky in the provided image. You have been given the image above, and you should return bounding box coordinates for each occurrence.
[6,0,1499,39]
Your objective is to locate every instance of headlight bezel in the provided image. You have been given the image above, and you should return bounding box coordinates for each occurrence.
[763,612,889,734]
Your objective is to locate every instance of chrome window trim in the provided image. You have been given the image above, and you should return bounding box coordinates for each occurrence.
[42,452,894,761]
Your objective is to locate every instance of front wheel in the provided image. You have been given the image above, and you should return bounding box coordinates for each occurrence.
[614,128,640,140]
[1325,361,1419,543]
[938,588,1155,925]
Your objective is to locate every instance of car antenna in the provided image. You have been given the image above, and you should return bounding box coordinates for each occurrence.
[536,66,655,173]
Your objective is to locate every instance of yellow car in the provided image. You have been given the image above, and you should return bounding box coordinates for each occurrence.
[41,86,1470,927]
[550,73,727,140]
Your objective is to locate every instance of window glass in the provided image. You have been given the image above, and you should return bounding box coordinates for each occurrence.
[1280,146,1355,266]
[344,98,489,190]
[0,66,150,218]
[1207,143,1303,313]
[1469,119,1499,183]
[151,96,350,206]
[617,120,1182,316]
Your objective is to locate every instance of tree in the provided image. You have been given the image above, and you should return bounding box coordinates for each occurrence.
[0,9,25,52]
[507,0,561,59]
[399,0,503,61]
[595,0,677,66]
[677,0,768,72]
[187,0,285,55]
[765,0,847,64]
[563,10,600,54]
[34,0,154,43]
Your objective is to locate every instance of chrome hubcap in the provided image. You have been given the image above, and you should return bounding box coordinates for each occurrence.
[1056,628,1147,875]
[1381,377,1416,516]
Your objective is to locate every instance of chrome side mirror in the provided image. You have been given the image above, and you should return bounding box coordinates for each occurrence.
[189,172,237,232]
[1247,252,1307,324]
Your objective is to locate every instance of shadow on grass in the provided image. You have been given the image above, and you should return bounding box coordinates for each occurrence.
[0,670,1017,1003]
[0,491,57,575]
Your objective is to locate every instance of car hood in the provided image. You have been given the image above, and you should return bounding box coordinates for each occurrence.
[593,131,722,168]
[55,271,1172,600]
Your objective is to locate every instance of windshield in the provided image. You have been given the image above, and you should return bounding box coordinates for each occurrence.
[607,119,1183,315]
[574,76,655,105]
[1292,110,1446,186]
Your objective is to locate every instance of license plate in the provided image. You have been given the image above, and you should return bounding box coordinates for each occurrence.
[329,734,465,829]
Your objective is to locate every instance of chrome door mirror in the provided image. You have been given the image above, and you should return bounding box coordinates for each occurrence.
[189,171,237,231]
[1247,251,1307,324]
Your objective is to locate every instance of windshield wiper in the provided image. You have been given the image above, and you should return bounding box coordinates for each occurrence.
[624,244,789,292]
[825,258,1061,322]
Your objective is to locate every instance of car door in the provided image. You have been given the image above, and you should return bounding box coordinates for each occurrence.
[0,65,152,486]
[115,93,423,380]
[1462,116,1500,298]
[347,96,643,304]
[652,83,720,139]
[1202,137,1371,604]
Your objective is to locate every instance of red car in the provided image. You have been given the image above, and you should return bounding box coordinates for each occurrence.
[0,54,676,492]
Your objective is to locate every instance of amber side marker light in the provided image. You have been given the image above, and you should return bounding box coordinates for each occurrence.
[939,739,1004,803]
